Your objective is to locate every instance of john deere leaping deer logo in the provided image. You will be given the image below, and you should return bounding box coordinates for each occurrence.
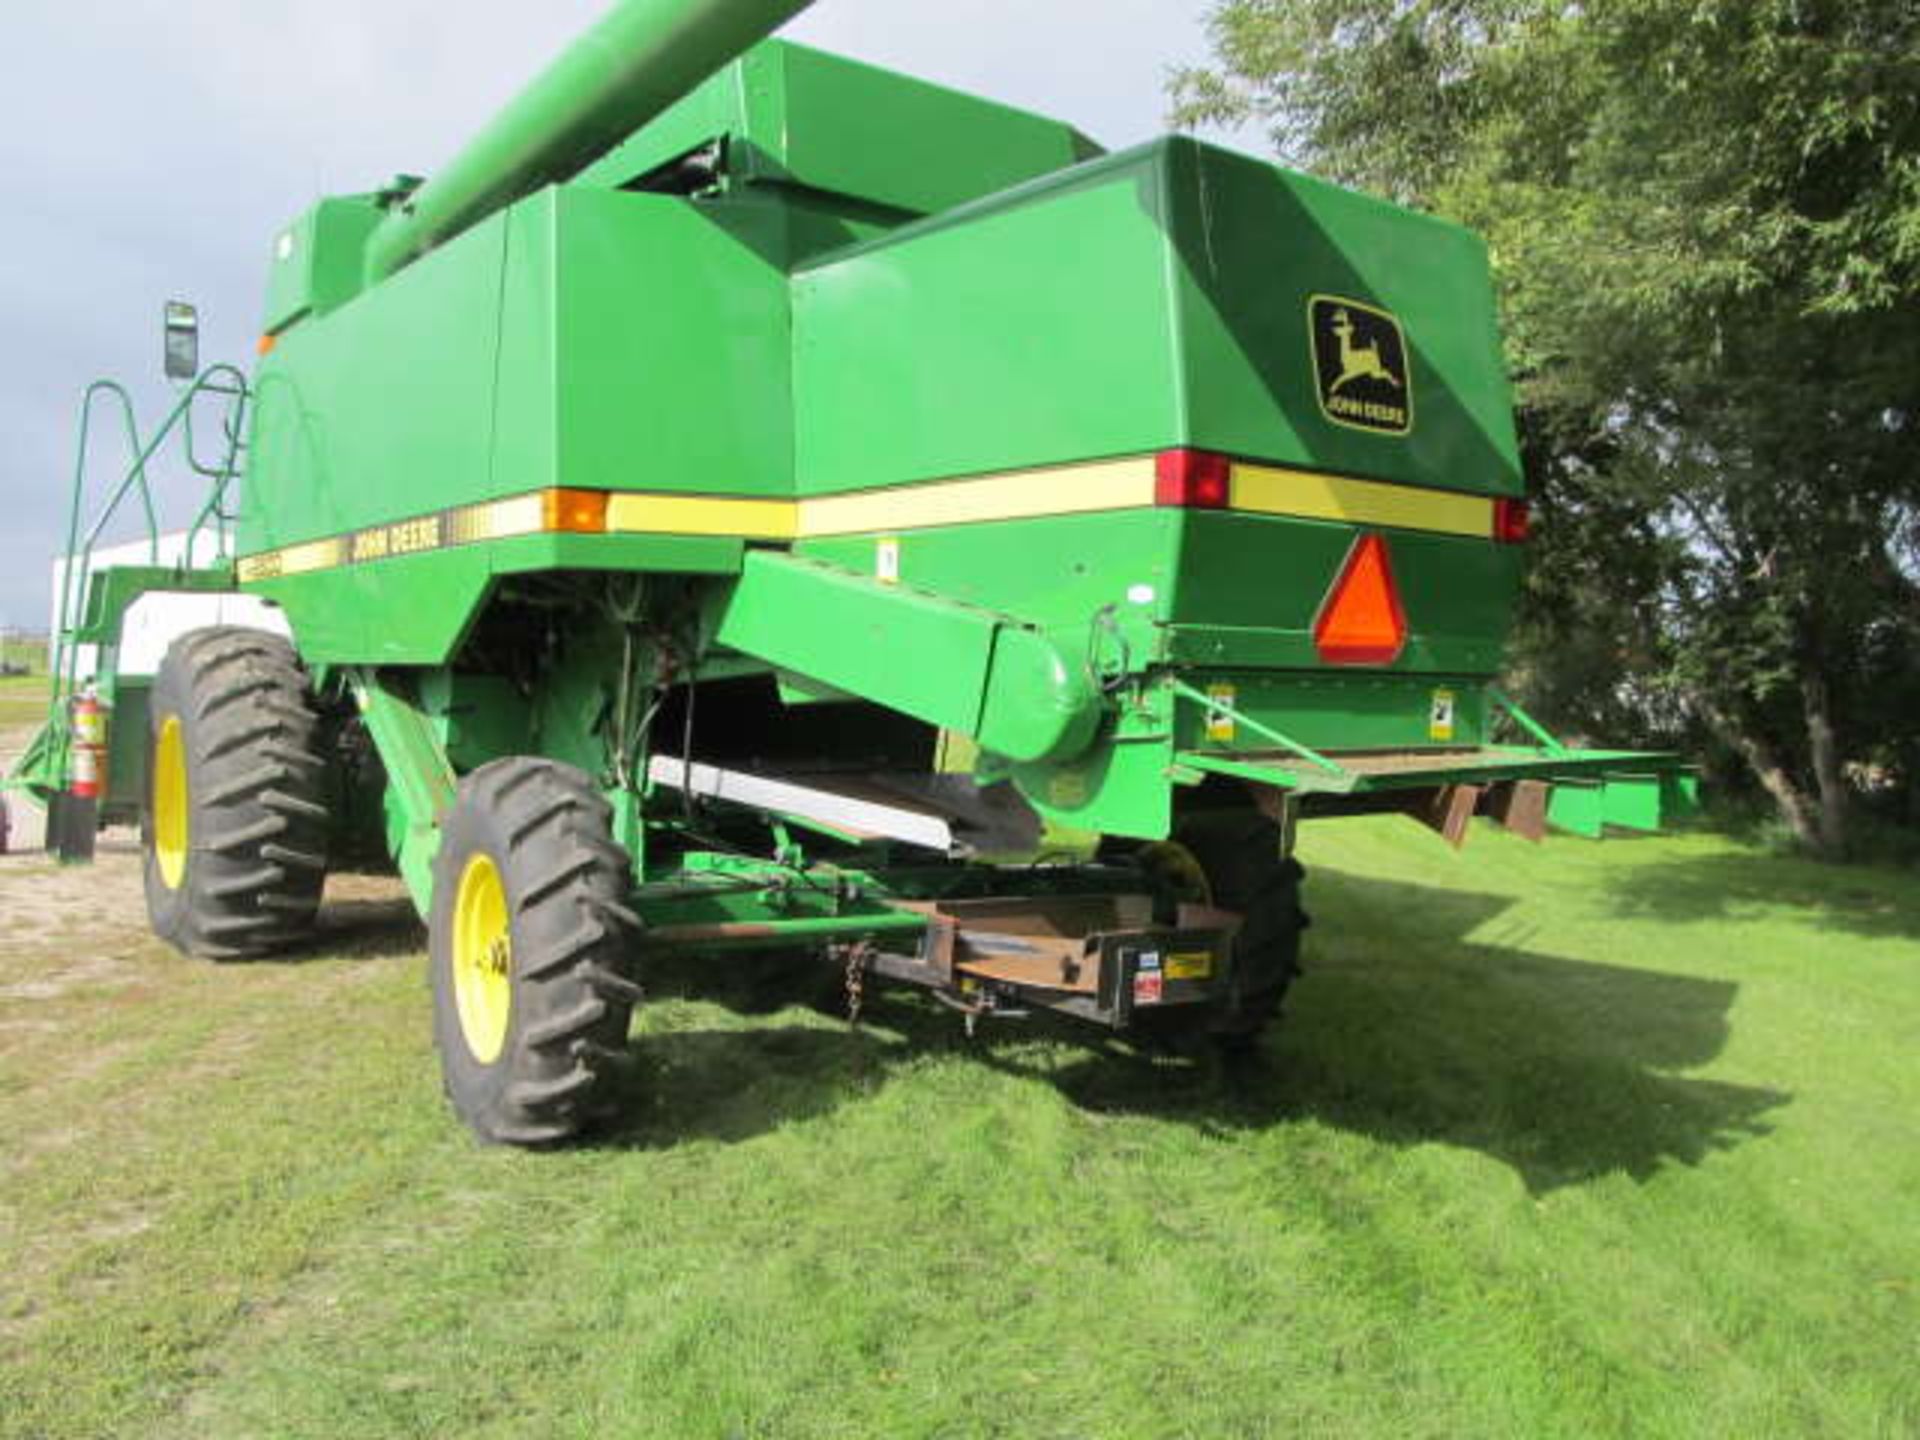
[1309,295,1414,435]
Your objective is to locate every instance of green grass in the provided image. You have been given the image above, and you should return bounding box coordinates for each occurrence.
[0,676,50,731]
[0,637,47,678]
[1,821,1915,1438]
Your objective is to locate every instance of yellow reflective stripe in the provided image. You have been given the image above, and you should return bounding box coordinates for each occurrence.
[601,460,1157,540]
[236,461,1500,580]
[448,493,546,544]
[604,493,796,540]
[1230,462,1492,539]
[795,458,1157,537]
[237,537,346,583]
[277,538,346,574]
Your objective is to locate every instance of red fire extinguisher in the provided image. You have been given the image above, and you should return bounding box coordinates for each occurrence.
[70,687,109,801]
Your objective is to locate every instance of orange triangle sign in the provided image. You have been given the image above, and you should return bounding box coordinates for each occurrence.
[1313,533,1408,666]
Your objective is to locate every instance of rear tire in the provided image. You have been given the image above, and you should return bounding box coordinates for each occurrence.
[431,758,644,1146]
[1133,801,1309,1053]
[143,627,330,960]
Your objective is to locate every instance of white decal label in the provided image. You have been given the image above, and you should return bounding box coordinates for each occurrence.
[1206,683,1237,743]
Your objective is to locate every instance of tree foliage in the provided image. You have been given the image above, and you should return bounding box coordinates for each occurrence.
[1177,0,1920,854]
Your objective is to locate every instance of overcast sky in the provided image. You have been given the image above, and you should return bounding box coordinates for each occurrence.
[0,1,1240,633]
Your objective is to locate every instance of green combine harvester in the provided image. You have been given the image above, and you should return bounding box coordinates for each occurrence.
[9,0,1692,1144]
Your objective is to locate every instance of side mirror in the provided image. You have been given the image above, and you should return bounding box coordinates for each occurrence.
[163,301,200,381]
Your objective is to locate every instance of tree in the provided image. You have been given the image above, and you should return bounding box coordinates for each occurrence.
[1176,0,1920,855]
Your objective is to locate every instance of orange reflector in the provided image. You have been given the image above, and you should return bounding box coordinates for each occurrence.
[1313,532,1407,666]
[257,333,278,357]
[541,489,609,534]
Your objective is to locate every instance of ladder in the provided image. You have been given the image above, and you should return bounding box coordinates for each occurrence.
[6,365,250,800]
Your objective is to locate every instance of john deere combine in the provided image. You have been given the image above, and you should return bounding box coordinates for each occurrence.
[11,0,1691,1144]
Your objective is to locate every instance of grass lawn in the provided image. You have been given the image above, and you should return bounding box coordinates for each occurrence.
[0,637,48,680]
[0,676,49,732]
[0,819,1915,1437]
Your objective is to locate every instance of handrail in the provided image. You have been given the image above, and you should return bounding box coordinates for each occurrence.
[1487,685,1569,757]
[179,366,252,561]
[40,365,251,787]
[1168,677,1349,777]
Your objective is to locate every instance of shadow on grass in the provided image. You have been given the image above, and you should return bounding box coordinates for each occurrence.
[1598,849,1920,941]
[308,895,425,961]
[595,869,1788,1195]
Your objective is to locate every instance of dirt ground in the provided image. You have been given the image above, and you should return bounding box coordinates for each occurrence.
[0,720,148,964]
[0,717,415,976]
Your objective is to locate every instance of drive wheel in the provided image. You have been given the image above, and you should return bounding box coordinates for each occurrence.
[431,758,643,1146]
[143,627,330,959]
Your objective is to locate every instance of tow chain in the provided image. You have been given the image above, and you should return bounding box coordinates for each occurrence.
[841,940,873,1028]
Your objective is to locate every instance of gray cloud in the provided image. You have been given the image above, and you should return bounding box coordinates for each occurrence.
[0,1,1228,633]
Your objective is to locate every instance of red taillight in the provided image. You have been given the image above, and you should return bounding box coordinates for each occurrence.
[1313,532,1408,666]
[1155,449,1232,509]
[1493,496,1531,544]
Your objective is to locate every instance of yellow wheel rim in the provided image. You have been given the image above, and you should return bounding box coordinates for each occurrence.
[153,715,189,891]
[1137,841,1213,909]
[452,854,513,1065]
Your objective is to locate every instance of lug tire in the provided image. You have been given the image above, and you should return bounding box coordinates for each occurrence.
[1138,806,1309,1053]
[431,758,644,1146]
[143,627,330,960]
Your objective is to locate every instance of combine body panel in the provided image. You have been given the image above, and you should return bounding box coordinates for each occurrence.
[15,0,1693,1146]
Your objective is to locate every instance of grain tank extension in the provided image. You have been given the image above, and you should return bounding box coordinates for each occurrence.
[14,0,1693,1144]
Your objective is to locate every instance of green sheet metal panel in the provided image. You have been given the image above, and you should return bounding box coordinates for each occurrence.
[580,42,1100,220]
[1009,692,1179,843]
[261,196,385,336]
[1166,143,1523,499]
[796,508,1179,661]
[1172,512,1518,674]
[245,532,748,668]
[716,551,998,735]
[793,146,1185,496]
[715,551,1099,763]
[793,136,1524,500]
[250,185,794,567]
[1548,780,1606,839]
[488,200,563,497]
[1602,774,1665,832]
[246,547,496,665]
[102,677,150,815]
[244,213,508,556]
[751,43,1100,216]
[1172,671,1492,753]
[493,188,794,500]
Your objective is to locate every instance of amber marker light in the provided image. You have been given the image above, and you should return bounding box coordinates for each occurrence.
[541,489,610,534]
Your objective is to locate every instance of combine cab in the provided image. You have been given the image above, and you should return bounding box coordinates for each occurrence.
[8,0,1692,1145]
